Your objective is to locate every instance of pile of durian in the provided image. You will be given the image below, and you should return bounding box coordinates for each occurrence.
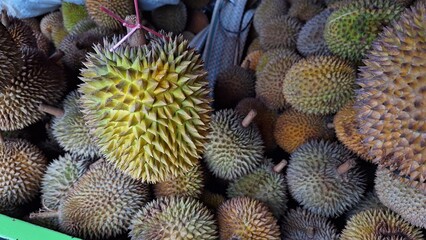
[0,0,425,239]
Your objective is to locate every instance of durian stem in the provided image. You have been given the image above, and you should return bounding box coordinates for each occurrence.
[273,159,288,173]
[241,59,251,69]
[1,9,9,27]
[337,159,356,175]
[125,15,146,47]
[29,211,59,219]
[327,122,335,129]
[38,104,64,118]
[48,50,64,63]
[242,109,257,127]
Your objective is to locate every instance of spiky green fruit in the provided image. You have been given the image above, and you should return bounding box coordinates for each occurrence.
[287,140,366,217]
[259,15,303,51]
[40,154,86,211]
[227,161,287,218]
[61,2,88,32]
[282,208,339,240]
[86,0,134,30]
[129,196,218,240]
[51,91,99,158]
[79,36,212,183]
[151,2,188,34]
[324,0,405,62]
[59,160,150,239]
[204,109,264,180]
[0,139,47,211]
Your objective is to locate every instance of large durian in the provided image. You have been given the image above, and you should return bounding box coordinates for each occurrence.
[79,35,212,183]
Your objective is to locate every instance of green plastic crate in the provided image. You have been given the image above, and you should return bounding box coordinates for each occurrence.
[0,214,79,240]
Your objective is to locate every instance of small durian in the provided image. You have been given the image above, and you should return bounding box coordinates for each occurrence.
[283,55,356,115]
[204,109,264,180]
[0,48,66,131]
[288,0,325,22]
[85,0,134,30]
[297,9,333,56]
[40,153,86,211]
[182,0,211,9]
[154,163,204,199]
[5,17,37,49]
[226,160,288,218]
[324,0,405,62]
[151,2,188,34]
[48,91,99,158]
[40,11,68,47]
[281,208,339,240]
[340,209,424,240]
[218,197,281,240]
[333,101,372,161]
[253,0,288,33]
[355,1,426,191]
[0,24,22,87]
[235,97,278,151]
[346,191,386,220]
[59,160,150,239]
[287,140,366,217]
[79,35,212,183]
[259,15,302,51]
[213,65,256,109]
[0,138,47,212]
[61,2,88,32]
[129,196,218,240]
[375,167,426,228]
[255,49,302,111]
[200,190,226,211]
[274,109,335,153]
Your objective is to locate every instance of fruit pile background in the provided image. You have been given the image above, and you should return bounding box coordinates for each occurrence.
[0,0,425,239]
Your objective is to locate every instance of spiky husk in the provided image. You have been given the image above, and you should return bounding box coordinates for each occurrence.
[288,0,325,22]
[297,9,332,56]
[0,48,66,131]
[259,15,302,51]
[346,191,386,220]
[253,0,288,33]
[61,2,88,32]
[274,109,334,153]
[41,153,86,210]
[79,36,212,183]
[86,0,134,30]
[40,11,68,44]
[51,91,99,158]
[375,168,426,228]
[236,97,278,151]
[341,209,424,240]
[355,2,426,191]
[218,197,280,240]
[7,18,37,49]
[59,160,150,239]
[334,101,373,161]
[0,24,22,88]
[227,161,287,218]
[213,65,256,109]
[129,196,218,240]
[151,2,188,34]
[282,208,339,240]
[283,55,356,115]
[324,0,405,62]
[255,49,301,111]
[287,140,366,217]
[204,109,264,180]
[200,190,225,210]
[154,164,204,199]
[0,139,47,211]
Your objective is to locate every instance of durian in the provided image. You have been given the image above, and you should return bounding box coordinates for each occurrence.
[5,17,37,49]
[274,109,335,153]
[281,208,339,240]
[201,190,226,211]
[288,0,325,22]
[253,0,288,33]
[218,197,281,240]
[204,109,264,180]
[340,209,424,240]
[129,196,218,240]
[61,2,88,32]
[283,55,356,115]
[151,2,188,34]
[241,50,263,71]
[0,24,22,88]
[355,1,426,191]
[79,36,212,183]
[346,191,386,220]
[259,15,302,51]
[40,11,68,47]
[85,0,134,30]
[287,140,366,217]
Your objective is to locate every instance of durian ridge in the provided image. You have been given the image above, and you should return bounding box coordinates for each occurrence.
[79,35,212,183]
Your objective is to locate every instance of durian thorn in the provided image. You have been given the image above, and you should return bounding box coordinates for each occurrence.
[242,109,257,127]
[1,9,9,27]
[337,159,356,176]
[38,104,64,118]
[306,227,316,238]
[273,159,288,173]
[241,59,251,69]
[327,122,335,129]
[29,211,59,220]
[48,50,64,63]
